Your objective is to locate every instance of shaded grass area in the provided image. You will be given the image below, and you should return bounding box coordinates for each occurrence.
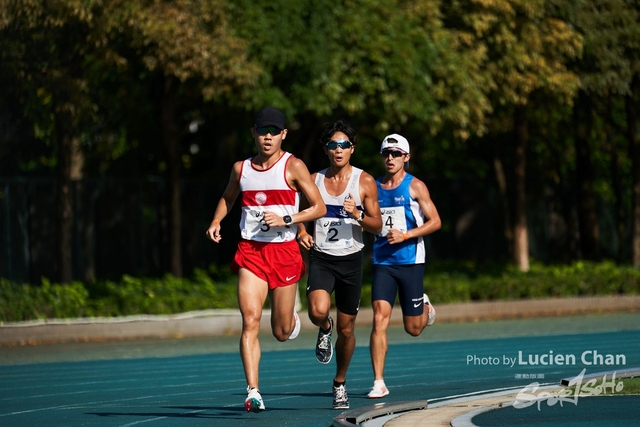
[618,377,640,395]
[2,260,639,322]
[360,259,640,309]
[562,375,640,398]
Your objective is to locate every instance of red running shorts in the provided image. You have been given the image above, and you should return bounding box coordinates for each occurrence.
[231,239,305,289]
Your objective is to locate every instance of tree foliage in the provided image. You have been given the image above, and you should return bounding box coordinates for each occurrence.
[2,0,640,283]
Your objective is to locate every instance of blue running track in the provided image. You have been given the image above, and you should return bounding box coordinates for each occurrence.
[1,313,638,427]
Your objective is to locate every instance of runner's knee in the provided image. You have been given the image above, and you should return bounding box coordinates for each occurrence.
[403,321,424,337]
[272,328,290,342]
[241,310,261,332]
[336,321,354,338]
[308,305,328,325]
[372,312,390,332]
[271,317,293,341]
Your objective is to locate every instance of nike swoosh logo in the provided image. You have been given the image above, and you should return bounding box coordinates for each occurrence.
[414,302,423,308]
[286,276,296,281]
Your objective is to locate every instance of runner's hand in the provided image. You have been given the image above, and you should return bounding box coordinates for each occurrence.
[297,233,314,250]
[206,223,222,243]
[343,193,358,218]
[386,228,405,245]
[263,210,286,227]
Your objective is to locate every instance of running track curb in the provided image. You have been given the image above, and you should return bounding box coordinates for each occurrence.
[1,294,639,345]
[333,367,640,427]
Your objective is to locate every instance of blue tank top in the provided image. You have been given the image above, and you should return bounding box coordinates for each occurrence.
[372,173,426,265]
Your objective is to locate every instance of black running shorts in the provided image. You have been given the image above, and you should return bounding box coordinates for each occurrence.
[305,249,363,315]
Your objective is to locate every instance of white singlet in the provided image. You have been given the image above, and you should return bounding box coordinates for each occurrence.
[313,167,365,256]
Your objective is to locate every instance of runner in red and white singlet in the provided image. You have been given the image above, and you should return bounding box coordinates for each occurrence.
[205,107,326,412]
[238,151,299,243]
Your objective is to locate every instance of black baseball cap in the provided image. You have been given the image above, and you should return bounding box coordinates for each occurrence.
[254,106,286,129]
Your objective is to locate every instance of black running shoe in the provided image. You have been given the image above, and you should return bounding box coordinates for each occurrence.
[315,316,334,364]
[333,384,349,409]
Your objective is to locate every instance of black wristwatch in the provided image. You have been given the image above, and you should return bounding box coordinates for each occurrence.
[283,215,293,225]
[356,211,365,222]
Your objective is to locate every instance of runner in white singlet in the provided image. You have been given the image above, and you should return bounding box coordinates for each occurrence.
[296,119,382,410]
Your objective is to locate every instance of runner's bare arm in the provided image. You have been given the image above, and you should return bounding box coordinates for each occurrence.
[290,159,326,223]
[358,172,383,235]
[406,178,441,239]
[205,162,242,243]
[294,172,316,250]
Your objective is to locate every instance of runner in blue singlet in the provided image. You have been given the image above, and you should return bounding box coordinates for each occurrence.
[367,133,442,399]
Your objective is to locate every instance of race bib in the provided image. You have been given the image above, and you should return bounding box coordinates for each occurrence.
[379,206,407,237]
[315,217,354,249]
[244,209,289,240]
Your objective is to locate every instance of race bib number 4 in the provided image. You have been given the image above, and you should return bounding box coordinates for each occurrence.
[379,207,407,237]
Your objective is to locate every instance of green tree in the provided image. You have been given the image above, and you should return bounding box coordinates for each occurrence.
[100,0,259,277]
[442,0,581,270]
[1,0,110,283]
[229,0,491,155]
[619,1,640,267]
[558,0,639,263]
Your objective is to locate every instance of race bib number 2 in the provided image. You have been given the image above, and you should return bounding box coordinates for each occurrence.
[316,218,353,249]
[379,207,407,237]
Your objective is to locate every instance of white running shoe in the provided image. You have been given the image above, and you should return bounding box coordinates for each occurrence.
[424,293,436,326]
[367,380,389,398]
[245,386,265,412]
[288,311,301,340]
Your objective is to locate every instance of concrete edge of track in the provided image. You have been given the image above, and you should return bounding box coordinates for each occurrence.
[333,368,640,427]
[1,294,639,345]
[332,399,430,427]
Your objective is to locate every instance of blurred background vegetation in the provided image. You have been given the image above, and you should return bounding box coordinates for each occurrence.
[1,0,640,319]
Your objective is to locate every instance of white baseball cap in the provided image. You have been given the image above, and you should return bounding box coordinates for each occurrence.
[380,134,410,154]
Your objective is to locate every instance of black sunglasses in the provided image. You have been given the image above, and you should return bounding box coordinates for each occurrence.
[325,140,353,150]
[255,126,283,136]
[381,149,405,158]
